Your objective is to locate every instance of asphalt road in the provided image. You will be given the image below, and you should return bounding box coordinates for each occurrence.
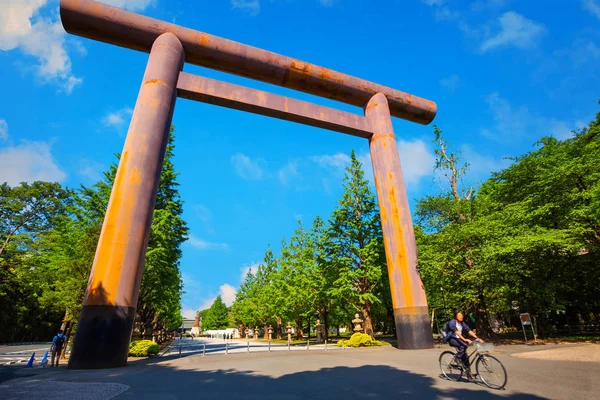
[1,340,599,399]
[0,343,52,366]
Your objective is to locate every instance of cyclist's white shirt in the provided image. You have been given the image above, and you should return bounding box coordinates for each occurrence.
[455,322,463,338]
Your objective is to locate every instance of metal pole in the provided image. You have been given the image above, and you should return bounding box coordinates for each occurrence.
[307,340,310,351]
[366,92,433,350]
[226,342,228,355]
[325,341,328,351]
[268,340,271,352]
[288,340,290,351]
[247,340,250,353]
[203,343,206,356]
[68,32,184,369]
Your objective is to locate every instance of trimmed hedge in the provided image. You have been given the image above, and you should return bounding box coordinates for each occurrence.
[337,333,384,348]
[129,340,160,357]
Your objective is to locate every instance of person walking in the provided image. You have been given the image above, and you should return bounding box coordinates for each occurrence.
[51,329,67,367]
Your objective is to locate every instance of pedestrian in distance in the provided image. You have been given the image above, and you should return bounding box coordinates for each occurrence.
[51,329,67,367]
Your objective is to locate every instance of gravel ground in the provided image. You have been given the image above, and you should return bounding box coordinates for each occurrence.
[0,377,129,400]
[511,344,600,362]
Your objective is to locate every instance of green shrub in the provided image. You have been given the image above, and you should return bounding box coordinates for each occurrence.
[129,340,160,357]
[336,333,384,347]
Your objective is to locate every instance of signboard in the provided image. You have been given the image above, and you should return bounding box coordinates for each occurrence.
[520,313,531,326]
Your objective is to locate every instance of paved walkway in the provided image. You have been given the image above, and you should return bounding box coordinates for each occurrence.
[1,340,598,399]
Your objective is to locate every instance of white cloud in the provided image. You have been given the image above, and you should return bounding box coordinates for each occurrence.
[0,0,82,93]
[460,144,511,178]
[480,12,546,52]
[582,0,600,19]
[397,139,437,185]
[231,153,265,180]
[310,153,350,173]
[231,0,260,16]
[198,283,236,310]
[200,297,216,310]
[181,308,198,319]
[0,119,8,140]
[99,0,155,11]
[78,159,104,182]
[240,262,260,281]
[484,92,583,141]
[103,107,133,127]
[0,141,66,186]
[311,139,435,188]
[278,160,300,185]
[219,284,237,306]
[187,235,230,251]
[440,74,460,93]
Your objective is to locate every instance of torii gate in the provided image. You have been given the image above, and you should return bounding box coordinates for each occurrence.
[61,0,436,369]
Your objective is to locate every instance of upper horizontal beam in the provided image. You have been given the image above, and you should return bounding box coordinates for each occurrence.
[176,72,373,139]
[59,0,437,125]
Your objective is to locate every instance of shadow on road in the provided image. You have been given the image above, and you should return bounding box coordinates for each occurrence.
[113,362,545,399]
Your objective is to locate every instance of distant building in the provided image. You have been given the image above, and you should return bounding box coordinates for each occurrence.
[180,318,195,333]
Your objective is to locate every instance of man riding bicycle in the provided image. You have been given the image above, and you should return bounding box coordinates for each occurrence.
[444,310,484,378]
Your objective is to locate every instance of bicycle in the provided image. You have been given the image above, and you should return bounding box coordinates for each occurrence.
[439,341,507,389]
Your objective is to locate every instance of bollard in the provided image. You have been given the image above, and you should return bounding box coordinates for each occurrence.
[288,340,290,351]
[226,342,229,355]
[26,352,35,368]
[325,341,328,351]
[179,343,182,357]
[247,340,250,353]
[268,340,271,352]
[307,340,310,351]
[203,343,206,357]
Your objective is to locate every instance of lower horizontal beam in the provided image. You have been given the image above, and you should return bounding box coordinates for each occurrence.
[176,72,373,139]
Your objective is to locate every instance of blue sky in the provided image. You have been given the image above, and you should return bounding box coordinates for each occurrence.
[1,0,599,318]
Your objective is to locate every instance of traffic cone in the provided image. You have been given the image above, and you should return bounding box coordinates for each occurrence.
[25,352,35,368]
[40,350,49,368]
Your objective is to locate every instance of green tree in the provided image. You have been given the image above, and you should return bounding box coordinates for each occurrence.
[0,182,71,343]
[327,151,385,337]
[203,296,229,330]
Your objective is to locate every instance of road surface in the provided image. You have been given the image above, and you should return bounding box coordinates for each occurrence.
[1,339,598,399]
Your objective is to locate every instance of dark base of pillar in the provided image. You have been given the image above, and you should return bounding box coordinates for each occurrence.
[68,305,136,369]
[394,306,434,349]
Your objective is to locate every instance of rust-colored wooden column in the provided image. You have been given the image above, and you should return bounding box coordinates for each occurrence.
[69,33,184,369]
[365,93,433,349]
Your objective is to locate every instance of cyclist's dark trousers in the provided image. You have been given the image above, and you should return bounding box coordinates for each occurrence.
[448,338,469,368]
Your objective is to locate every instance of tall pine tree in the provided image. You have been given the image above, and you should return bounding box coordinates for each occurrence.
[328,151,385,337]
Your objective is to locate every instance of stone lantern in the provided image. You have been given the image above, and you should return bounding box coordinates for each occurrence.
[352,313,364,333]
[268,325,273,341]
[286,322,293,342]
[315,319,324,344]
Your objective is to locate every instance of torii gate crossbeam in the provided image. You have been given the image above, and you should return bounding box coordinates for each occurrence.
[60,0,436,369]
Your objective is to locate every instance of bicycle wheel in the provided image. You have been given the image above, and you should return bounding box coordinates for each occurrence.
[439,351,463,381]
[476,354,507,389]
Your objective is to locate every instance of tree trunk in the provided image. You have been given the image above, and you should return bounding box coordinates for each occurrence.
[295,316,303,340]
[474,292,494,339]
[60,321,73,359]
[361,305,375,338]
[276,317,282,340]
[322,307,329,342]
[263,323,269,340]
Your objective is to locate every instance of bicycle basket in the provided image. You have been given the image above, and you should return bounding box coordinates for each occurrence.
[475,342,494,353]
